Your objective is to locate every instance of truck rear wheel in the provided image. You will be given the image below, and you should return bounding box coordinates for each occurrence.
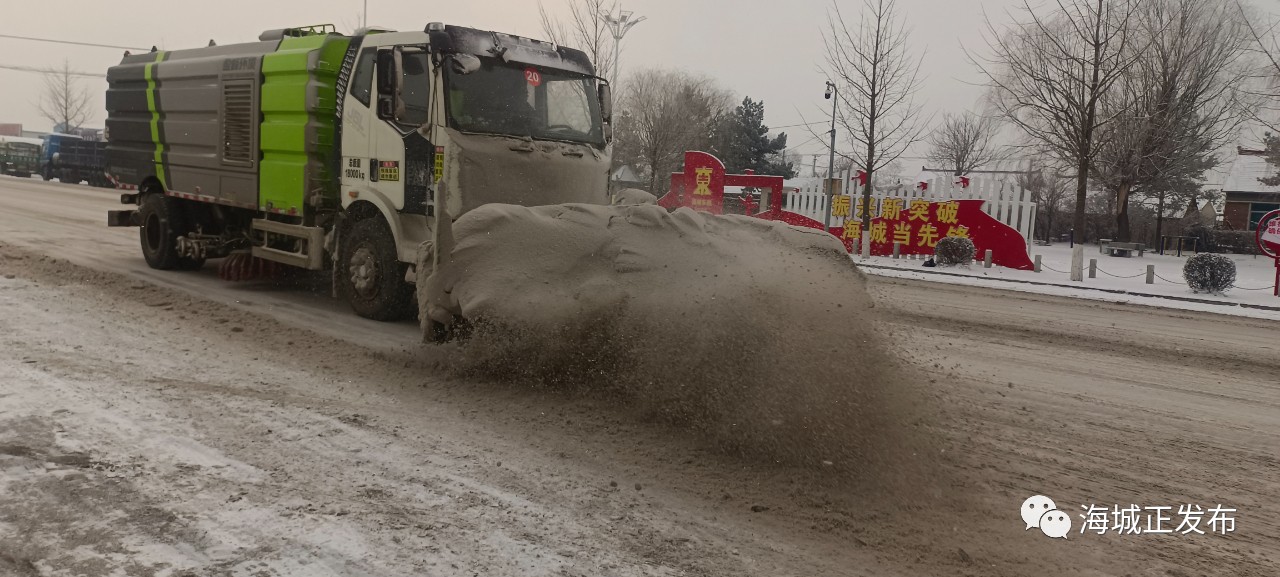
[339,218,414,321]
[139,193,186,270]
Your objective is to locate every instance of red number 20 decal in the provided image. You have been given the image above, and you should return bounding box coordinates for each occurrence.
[524,68,542,87]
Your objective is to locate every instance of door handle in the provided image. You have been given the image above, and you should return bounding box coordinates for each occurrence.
[509,144,535,153]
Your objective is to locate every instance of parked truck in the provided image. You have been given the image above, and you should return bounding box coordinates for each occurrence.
[42,133,111,187]
[0,136,43,178]
[105,23,613,324]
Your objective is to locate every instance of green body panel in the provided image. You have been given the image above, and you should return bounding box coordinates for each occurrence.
[144,51,168,188]
[259,35,350,214]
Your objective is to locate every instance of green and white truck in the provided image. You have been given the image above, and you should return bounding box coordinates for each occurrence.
[106,23,613,321]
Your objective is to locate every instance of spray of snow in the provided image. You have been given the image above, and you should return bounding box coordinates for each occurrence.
[423,202,927,469]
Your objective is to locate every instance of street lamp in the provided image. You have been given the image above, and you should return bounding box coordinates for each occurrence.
[823,80,838,232]
[603,7,646,88]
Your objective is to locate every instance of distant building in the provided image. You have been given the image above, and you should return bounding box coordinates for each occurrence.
[610,165,646,191]
[0,123,21,137]
[1221,148,1280,231]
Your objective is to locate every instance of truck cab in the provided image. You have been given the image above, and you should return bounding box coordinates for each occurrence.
[339,25,613,264]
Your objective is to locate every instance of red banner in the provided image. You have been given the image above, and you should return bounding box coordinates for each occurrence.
[659,152,1034,270]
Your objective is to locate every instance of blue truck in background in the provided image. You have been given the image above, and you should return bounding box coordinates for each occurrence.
[41,133,111,187]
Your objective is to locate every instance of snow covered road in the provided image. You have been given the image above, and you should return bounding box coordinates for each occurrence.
[0,177,1277,576]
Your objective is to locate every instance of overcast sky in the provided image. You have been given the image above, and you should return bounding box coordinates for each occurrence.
[2,0,1275,173]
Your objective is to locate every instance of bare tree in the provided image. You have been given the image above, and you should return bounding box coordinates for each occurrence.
[1091,0,1254,241]
[925,112,1004,176]
[38,60,93,133]
[1020,168,1073,242]
[973,0,1140,245]
[612,69,733,192]
[539,0,617,83]
[822,0,928,232]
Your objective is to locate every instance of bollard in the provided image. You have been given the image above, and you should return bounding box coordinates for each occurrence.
[1070,245,1084,282]
[892,242,901,259]
[1146,264,1155,284]
[1034,254,1042,273]
[1089,259,1097,279]
[983,249,993,268]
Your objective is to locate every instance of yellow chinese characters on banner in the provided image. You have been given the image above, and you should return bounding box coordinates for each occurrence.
[881,198,904,220]
[936,201,959,224]
[856,197,877,219]
[908,199,930,221]
[946,225,970,239]
[831,195,851,218]
[870,221,888,244]
[917,223,940,247]
[843,220,861,240]
[893,222,912,245]
[693,167,714,209]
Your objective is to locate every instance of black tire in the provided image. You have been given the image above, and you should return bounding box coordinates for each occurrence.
[339,218,414,321]
[138,193,185,270]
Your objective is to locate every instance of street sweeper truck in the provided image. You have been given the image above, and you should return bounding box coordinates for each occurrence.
[105,23,613,324]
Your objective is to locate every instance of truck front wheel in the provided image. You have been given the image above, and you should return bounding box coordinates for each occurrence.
[339,218,413,321]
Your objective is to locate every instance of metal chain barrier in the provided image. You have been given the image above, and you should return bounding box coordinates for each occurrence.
[1031,263,1276,292]
[1096,268,1147,279]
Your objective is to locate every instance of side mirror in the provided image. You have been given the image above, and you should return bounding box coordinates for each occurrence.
[377,97,395,119]
[598,82,613,124]
[376,50,396,95]
[375,49,403,121]
[392,46,407,121]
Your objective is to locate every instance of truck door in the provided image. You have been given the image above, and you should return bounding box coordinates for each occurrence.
[340,47,377,197]
[372,45,433,215]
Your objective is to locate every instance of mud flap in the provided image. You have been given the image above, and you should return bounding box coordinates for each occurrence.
[107,210,140,227]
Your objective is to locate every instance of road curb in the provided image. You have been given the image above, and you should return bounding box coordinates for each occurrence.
[855,261,1280,313]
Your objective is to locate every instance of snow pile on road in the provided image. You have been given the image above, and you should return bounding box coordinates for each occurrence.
[423,203,919,467]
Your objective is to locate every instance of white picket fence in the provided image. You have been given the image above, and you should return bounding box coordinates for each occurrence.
[782,175,1038,246]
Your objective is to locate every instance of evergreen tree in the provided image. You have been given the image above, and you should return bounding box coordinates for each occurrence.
[714,97,795,178]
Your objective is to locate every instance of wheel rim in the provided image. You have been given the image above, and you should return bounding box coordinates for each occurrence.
[144,211,163,253]
[348,246,379,300]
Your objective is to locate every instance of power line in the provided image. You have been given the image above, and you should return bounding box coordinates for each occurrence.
[770,121,827,130]
[0,33,145,52]
[0,63,105,78]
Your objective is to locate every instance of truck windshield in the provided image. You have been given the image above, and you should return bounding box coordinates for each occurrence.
[445,56,603,147]
[7,143,39,155]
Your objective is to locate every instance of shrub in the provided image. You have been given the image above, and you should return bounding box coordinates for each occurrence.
[1182,253,1237,294]
[934,236,975,266]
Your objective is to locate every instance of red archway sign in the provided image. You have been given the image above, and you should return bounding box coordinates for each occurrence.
[1256,209,1280,297]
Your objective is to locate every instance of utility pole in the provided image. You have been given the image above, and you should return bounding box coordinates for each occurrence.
[603,6,645,88]
[823,80,837,232]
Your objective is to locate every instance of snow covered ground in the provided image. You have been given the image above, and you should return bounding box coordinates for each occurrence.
[857,242,1280,320]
